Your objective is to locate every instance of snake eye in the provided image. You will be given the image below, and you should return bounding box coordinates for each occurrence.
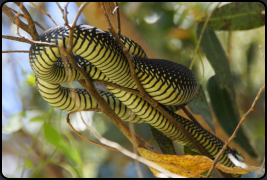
[230,148,245,162]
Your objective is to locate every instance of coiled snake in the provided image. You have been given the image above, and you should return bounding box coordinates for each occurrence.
[29,24,244,178]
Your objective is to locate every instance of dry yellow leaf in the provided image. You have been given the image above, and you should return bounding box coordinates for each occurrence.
[138,148,259,178]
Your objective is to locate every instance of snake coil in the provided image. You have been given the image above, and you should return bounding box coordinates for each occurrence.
[29,24,244,178]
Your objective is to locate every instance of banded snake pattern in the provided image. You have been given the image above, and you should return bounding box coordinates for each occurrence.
[29,24,244,178]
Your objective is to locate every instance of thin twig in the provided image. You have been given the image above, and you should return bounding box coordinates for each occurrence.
[30,2,58,26]
[32,21,46,31]
[205,84,265,178]
[108,2,113,14]
[2,34,57,47]
[8,6,24,17]
[112,5,119,15]
[63,2,70,25]
[66,111,119,152]
[134,134,160,154]
[55,2,64,15]
[15,2,23,37]
[205,2,214,14]
[71,2,89,29]
[80,114,185,178]
[114,2,121,35]
[2,50,29,53]
[3,4,46,31]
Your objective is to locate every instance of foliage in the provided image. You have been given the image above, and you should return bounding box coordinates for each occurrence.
[2,2,265,178]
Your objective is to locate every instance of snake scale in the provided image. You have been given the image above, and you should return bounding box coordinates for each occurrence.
[29,24,244,177]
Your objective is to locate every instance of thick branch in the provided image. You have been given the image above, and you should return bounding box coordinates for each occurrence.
[2,4,31,36]
[14,2,38,39]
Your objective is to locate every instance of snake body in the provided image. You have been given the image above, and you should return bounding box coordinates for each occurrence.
[30,25,244,177]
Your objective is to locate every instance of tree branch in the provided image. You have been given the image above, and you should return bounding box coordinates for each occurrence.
[62,3,145,149]
[114,2,121,35]
[29,2,58,26]
[14,2,38,39]
[2,50,29,53]
[100,2,147,97]
[79,112,185,178]
[66,110,120,152]
[2,34,58,47]
[99,2,218,167]
[206,84,265,178]
[2,4,32,35]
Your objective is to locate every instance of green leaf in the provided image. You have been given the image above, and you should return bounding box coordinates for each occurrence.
[25,159,34,170]
[30,116,45,122]
[198,2,265,30]
[197,23,235,99]
[187,85,215,133]
[25,73,36,86]
[59,162,82,178]
[150,125,176,155]
[207,75,257,157]
[43,124,79,165]
[255,137,265,158]
[43,124,62,147]
[64,132,83,167]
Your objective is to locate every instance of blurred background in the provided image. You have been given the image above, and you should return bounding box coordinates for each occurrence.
[2,2,265,178]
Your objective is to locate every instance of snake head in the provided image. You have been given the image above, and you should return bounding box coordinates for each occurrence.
[230,148,245,162]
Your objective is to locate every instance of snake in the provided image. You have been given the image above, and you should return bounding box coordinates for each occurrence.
[29,24,244,177]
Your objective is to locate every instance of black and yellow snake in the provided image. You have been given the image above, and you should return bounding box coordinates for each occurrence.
[29,24,244,177]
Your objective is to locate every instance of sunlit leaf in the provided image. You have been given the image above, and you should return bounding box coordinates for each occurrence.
[25,159,34,170]
[198,2,265,30]
[64,132,83,167]
[138,148,257,177]
[25,73,36,86]
[43,124,62,147]
[30,116,45,122]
